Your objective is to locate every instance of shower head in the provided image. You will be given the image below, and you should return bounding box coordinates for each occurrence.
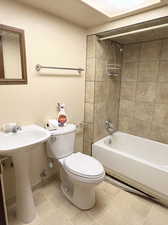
[111,42,123,52]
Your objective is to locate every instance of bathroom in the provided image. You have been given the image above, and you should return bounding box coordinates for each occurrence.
[0,0,168,225]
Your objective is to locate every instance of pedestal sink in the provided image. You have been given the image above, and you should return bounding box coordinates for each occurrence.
[0,125,50,224]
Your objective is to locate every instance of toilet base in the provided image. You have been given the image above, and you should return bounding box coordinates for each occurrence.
[61,181,96,210]
[59,166,97,210]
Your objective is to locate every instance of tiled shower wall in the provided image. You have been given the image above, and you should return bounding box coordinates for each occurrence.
[83,35,121,155]
[119,39,168,144]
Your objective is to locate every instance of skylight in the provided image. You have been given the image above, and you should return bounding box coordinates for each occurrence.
[82,0,161,17]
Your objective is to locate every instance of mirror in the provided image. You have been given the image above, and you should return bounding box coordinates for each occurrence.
[0,25,27,84]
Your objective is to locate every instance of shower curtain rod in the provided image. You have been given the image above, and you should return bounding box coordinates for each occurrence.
[99,23,168,41]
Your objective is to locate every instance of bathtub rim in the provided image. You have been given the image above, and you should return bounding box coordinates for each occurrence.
[93,132,168,173]
[94,131,168,148]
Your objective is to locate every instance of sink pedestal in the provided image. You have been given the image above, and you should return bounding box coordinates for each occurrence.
[13,150,36,224]
[0,125,50,223]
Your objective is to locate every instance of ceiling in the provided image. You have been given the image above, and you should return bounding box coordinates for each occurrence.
[15,0,109,28]
[15,0,167,28]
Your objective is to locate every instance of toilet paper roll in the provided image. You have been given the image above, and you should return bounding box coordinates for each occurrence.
[2,123,17,132]
[45,119,58,130]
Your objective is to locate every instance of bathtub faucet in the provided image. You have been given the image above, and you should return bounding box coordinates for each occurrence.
[105,120,117,135]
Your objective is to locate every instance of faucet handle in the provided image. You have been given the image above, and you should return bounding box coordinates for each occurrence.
[105,120,114,128]
[105,120,117,135]
[12,125,22,133]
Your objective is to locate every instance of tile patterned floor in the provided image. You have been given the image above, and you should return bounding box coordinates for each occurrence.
[8,180,168,225]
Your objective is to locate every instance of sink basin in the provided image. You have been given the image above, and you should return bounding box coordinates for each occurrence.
[0,124,50,153]
[0,124,50,224]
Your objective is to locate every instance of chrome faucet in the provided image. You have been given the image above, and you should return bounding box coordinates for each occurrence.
[105,120,117,135]
[12,125,22,133]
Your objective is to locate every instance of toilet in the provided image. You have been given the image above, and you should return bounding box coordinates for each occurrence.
[46,124,105,209]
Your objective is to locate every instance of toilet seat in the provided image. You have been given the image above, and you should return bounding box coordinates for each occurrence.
[63,152,105,179]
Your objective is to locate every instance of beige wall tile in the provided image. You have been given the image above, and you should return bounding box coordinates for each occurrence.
[87,35,96,58]
[85,39,121,142]
[158,60,168,82]
[138,61,159,82]
[75,132,84,153]
[140,40,161,60]
[95,39,111,60]
[122,62,138,81]
[123,43,140,62]
[83,140,92,155]
[107,78,121,101]
[95,59,106,81]
[130,118,151,138]
[119,39,168,144]
[84,122,94,141]
[94,102,106,123]
[94,82,105,103]
[86,58,95,81]
[93,118,107,142]
[136,82,156,103]
[156,82,168,104]
[150,124,168,144]
[133,102,154,122]
[120,81,136,101]
[84,103,94,123]
[160,39,168,60]
[86,36,167,147]
[119,100,135,117]
[95,39,107,60]
[85,81,94,103]
[106,100,119,129]
[88,40,121,140]
[152,104,168,127]
[118,115,133,133]
[94,102,107,141]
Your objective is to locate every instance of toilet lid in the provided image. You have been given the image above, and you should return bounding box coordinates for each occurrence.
[64,152,105,179]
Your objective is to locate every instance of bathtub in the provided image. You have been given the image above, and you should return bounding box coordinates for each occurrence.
[93,131,168,205]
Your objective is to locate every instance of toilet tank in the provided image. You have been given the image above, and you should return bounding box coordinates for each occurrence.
[47,124,76,159]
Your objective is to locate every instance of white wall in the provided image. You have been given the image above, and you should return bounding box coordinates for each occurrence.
[0,0,86,200]
[88,5,168,34]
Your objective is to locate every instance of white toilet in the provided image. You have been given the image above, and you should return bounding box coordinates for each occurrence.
[47,124,105,209]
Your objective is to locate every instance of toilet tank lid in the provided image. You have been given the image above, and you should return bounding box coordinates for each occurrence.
[49,124,76,136]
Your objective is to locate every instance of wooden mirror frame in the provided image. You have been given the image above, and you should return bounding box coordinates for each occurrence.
[0,24,27,85]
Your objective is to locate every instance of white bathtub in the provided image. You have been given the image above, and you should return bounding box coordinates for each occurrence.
[93,132,168,205]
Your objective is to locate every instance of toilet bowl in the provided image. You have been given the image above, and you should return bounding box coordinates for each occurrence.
[59,152,105,209]
[46,124,105,209]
